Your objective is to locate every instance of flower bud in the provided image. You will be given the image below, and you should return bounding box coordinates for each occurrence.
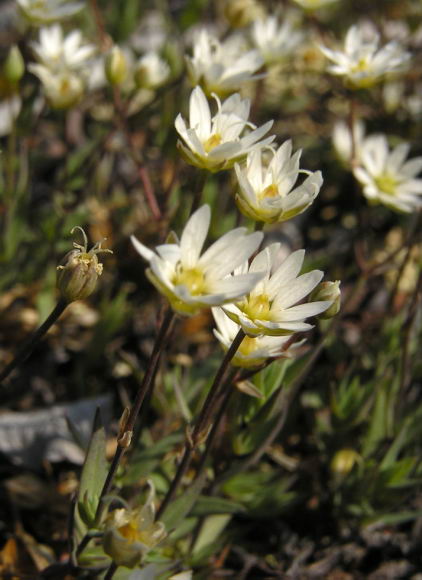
[4,46,25,85]
[103,482,166,568]
[223,0,265,28]
[310,280,341,319]
[56,226,112,303]
[105,46,128,86]
[330,448,360,477]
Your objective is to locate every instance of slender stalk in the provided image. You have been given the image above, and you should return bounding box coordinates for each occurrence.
[157,329,245,518]
[195,369,239,478]
[95,309,176,524]
[0,298,68,384]
[190,170,208,215]
[104,562,118,580]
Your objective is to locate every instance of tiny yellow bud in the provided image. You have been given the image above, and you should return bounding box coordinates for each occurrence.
[105,46,128,86]
[330,448,360,477]
[4,46,25,84]
[310,280,341,319]
[56,226,112,303]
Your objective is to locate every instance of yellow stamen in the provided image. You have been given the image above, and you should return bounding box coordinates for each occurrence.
[204,133,222,153]
[260,183,279,199]
[173,266,207,295]
[243,293,272,320]
[374,173,398,196]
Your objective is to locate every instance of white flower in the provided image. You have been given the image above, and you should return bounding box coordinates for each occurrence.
[30,25,96,72]
[332,119,365,165]
[292,0,339,9]
[186,29,263,97]
[175,86,274,172]
[251,16,303,65]
[0,97,21,137]
[353,134,422,213]
[222,244,331,336]
[17,0,84,25]
[134,52,170,89]
[28,64,85,108]
[234,141,323,223]
[213,307,304,368]
[131,205,265,316]
[103,482,166,568]
[319,23,411,89]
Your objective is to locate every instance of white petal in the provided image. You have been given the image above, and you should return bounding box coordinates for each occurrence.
[180,205,210,269]
[131,235,155,262]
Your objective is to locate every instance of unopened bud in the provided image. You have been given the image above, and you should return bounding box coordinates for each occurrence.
[223,0,265,28]
[310,280,341,319]
[57,226,112,303]
[4,46,25,84]
[105,46,128,86]
[330,448,360,477]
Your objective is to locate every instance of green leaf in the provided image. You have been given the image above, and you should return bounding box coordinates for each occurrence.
[191,496,246,517]
[160,472,207,532]
[191,514,231,561]
[78,408,108,506]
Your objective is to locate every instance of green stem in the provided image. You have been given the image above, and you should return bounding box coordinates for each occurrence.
[95,309,176,524]
[0,298,68,384]
[157,329,245,519]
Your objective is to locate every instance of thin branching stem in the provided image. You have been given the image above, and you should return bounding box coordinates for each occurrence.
[95,308,176,524]
[157,328,245,518]
[0,298,68,384]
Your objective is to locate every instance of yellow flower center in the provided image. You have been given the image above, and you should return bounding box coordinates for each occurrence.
[351,57,370,74]
[374,173,398,195]
[118,522,140,543]
[172,265,207,295]
[60,78,71,95]
[238,336,260,356]
[204,133,222,153]
[260,183,279,199]
[242,293,272,320]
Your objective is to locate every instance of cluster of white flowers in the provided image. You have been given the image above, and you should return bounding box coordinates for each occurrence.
[132,206,333,367]
[28,24,95,108]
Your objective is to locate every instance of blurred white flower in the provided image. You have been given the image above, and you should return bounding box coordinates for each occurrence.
[0,97,21,137]
[353,135,422,212]
[186,29,263,96]
[292,0,339,9]
[131,205,265,316]
[29,24,95,108]
[234,141,323,223]
[134,52,170,89]
[28,65,84,108]
[319,23,411,89]
[222,244,331,336]
[30,24,96,72]
[17,0,84,25]
[213,307,305,368]
[175,85,274,172]
[332,119,365,165]
[251,15,303,65]
[103,481,166,568]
